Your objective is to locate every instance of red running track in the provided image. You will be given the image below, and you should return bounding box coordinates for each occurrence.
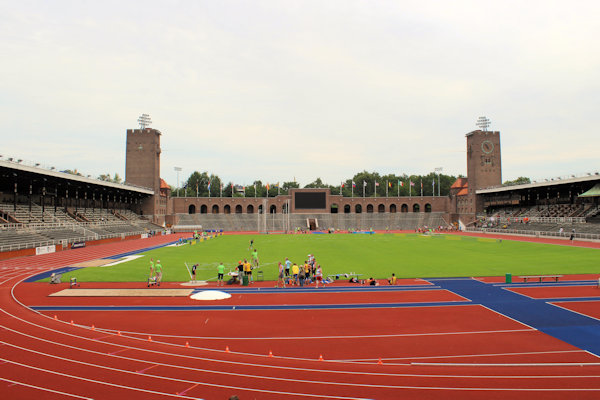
[2,235,600,399]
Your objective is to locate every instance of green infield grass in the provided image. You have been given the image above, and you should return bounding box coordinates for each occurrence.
[46,233,599,283]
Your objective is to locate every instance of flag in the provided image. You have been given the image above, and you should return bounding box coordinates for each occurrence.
[399,180,404,187]
[341,182,345,188]
[375,182,379,187]
[410,181,415,186]
[388,181,392,188]
[352,181,356,188]
[207,180,211,190]
[363,181,367,187]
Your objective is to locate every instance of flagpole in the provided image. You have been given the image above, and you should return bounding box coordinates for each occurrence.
[409,180,411,198]
[420,179,423,197]
[397,180,400,197]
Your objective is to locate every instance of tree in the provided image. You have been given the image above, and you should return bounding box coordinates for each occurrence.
[503,177,531,186]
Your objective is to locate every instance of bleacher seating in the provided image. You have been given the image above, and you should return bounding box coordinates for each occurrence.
[174,212,449,232]
[0,202,162,252]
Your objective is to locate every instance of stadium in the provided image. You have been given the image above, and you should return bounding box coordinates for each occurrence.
[1,118,600,399]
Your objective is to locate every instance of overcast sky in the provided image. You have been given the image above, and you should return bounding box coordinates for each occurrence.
[1,0,598,188]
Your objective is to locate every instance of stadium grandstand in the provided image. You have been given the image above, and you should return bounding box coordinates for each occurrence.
[1,123,599,259]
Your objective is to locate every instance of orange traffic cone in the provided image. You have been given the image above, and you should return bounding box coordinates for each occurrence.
[148,336,152,342]
[70,320,74,325]
[268,350,273,357]
[91,325,95,331]
[117,331,121,336]
[318,354,324,361]
[54,315,58,320]
[225,346,230,353]
[377,358,383,365]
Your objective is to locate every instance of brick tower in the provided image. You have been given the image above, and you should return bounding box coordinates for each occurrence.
[125,127,162,221]
[465,129,502,213]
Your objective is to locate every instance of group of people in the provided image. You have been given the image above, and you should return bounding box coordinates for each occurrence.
[148,258,163,286]
[276,254,324,288]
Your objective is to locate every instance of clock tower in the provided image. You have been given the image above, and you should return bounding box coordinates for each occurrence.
[465,129,502,213]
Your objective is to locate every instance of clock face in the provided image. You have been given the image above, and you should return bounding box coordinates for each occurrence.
[481,140,494,154]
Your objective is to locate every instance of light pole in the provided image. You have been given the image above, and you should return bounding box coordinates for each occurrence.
[174,167,182,197]
[435,167,443,196]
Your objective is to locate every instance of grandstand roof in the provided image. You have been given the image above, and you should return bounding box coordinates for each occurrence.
[160,179,170,189]
[476,174,600,195]
[0,159,154,195]
[456,188,469,196]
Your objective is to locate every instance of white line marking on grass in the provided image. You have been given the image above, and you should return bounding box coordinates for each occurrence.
[101,255,143,267]
[0,377,94,399]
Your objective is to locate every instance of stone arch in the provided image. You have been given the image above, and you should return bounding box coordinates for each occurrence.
[212,204,219,214]
[401,204,408,213]
[188,204,196,214]
[425,203,432,212]
[344,204,351,214]
[378,204,385,213]
[413,204,420,213]
[366,204,374,213]
[200,204,208,214]
[355,204,362,213]
[224,204,231,214]
[235,205,242,214]
[330,203,338,214]
[270,205,277,214]
[247,204,254,214]
[390,204,397,213]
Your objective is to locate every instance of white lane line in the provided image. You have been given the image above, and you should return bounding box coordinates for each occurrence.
[0,376,94,399]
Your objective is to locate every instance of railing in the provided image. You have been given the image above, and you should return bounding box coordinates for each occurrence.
[487,216,587,224]
[466,227,600,242]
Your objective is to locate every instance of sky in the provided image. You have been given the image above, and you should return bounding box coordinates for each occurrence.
[1,0,598,188]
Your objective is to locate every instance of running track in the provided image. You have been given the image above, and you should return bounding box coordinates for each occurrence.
[1,233,600,399]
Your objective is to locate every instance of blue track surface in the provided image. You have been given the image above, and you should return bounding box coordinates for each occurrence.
[430,278,600,357]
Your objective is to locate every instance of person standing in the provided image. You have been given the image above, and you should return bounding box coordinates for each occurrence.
[149,258,155,281]
[252,248,259,268]
[315,264,323,288]
[243,258,252,283]
[155,260,163,286]
[191,263,198,282]
[277,262,286,288]
[217,262,225,286]
[249,239,254,250]
[291,263,299,285]
[298,264,306,287]
[237,260,244,284]
[570,229,575,242]
[284,257,291,277]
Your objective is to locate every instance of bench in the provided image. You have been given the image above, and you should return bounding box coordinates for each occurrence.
[518,275,563,283]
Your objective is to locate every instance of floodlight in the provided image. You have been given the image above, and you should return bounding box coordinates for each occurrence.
[137,114,152,129]
[476,116,490,131]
